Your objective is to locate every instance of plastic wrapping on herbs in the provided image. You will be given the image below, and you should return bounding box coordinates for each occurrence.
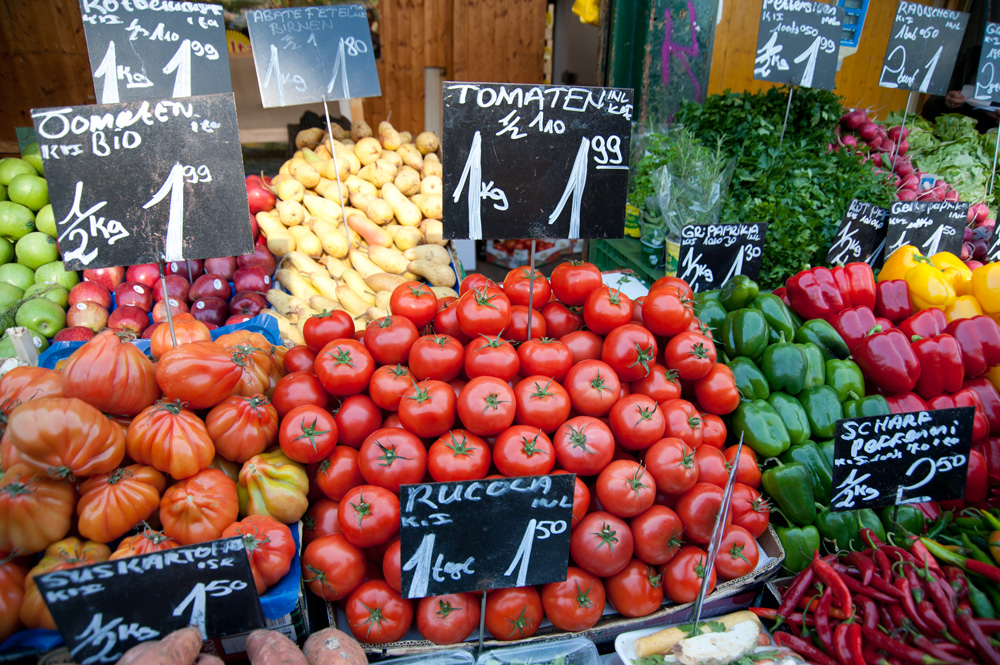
[651,156,735,238]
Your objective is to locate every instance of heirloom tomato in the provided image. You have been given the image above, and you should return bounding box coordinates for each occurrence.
[484,587,543,641]
[427,430,491,482]
[160,469,238,545]
[238,449,309,524]
[630,505,684,565]
[302,533,365,601]
[0,555,26,642]
[222,515,295,594]
[304,309,356,353]
[0,464,74,554]
[21,538,110,629]
[365,316,420,365]
[61,330,160,416]
[338,485,400,548]
[398,379,456,438]
[605,559,663,618]
[417,593,481,645]
[156,340,243,409]
[0,367,62,409]
[570,511,633,577]
[456,376,516,437]
[552,416,615,477]
[540,567,605,632]
[150,313,211,358]
[315,339,375,397]
[126,399,214,480]
[390,281,438,330]
[359,428,427,493]
[77,465,166,543]
[110,526,177,560]
[279,404,339,464]
[206,395,279,463]
[346,580,413,644]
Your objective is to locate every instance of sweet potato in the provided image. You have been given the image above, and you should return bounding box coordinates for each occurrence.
[302,628,367,665]
[394,166,421,196]
[415,131,440,155]
[378,121,402,151]
[141,627,203,665]
[194,655,225,665]
[350,120,372,141]
[295,127,325,149]
[246,629,308,665]
[353,137,382,166]
[382,183,422,227]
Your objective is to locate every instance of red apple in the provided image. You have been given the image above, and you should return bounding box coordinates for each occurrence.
[83,266,125,291]
[54,327,96,342]
[204,322,219,331]
[166,259,204,280]
[141,322,162,340]
[225,314,253,326]
[152,297,189,323]
[229,291,268,317]
[152,274,190,304]
[189,273,232,302]
[237,245,276,275]
[233,267,271,294]
[69,282,112,309]
[250,214,260,241]
[125,264,160,288]
[191,297,229,327]
[115,282,154,312]
[203,257,239,282]
[108,305,149,335]
[247,177,276,215]
[66,301,110,332]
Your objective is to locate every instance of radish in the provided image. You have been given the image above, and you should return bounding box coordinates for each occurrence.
[966,259,985,270]
[881,139,897,154]
[944,189,960,202]
[973,240,989,260]
[898,188,918,201]
[871,153,883,167]
[896,140,909,156]
[895,160,915,178]
[900,174,919,189]
[981,217,996,234]
[969,202,990,224]
[868,136,885,149]
[962,242,974,260]
[858,122,879,141]
[887,126,910,142]
[965,227,975,242]
[841,134,858,149]
[841,109,868,130]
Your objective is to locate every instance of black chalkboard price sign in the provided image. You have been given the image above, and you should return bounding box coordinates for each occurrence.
[442,83,633,240]
[79,0,232,103]
[880,2,969,95]
[826,199,889,266]
[884,200,968,260]
[399,474,575,599]
[753,0,842,91]
[677,223,766,292]
[974,22,1000,104]
[30,93,253,271]
[36,537,263,665]
[831,407,974,511]
[246,5,380,107]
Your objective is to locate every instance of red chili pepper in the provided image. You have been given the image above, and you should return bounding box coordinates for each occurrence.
[833,619,853,664]
[945,315,1000,379]
[814,551,854,617]
[962,377,1000,435]
[786,266,846,320]
[928,389,990,442]
[958,610,1000,665]
[853,326,922,394]
[875,279,913,323]
[886,392,930,414]
[911,333,965,399]
[863,646,882,665]
[886,603,906,631]
[857,594,878,630]
[896,576,937,636]
[870,575,905,599]
[924,575,971,645]
[883,546,921,566]
[846,550,875,586]
[934,642,978,661]
[873,546,893,580]
[861,624,946,665]
[964,558,1000,585]
[830,306,879,353]
[838,570,899,603]
[912,636,968,664]
[861,527,885,548]
[907,536,943,576]
[773,632,841,665]
[899,307,949,339]
[815,587,836,656]
[775,567,814,629]
[975,618,1000,632]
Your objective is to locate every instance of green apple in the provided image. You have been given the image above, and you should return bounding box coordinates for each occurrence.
[7,174,48,212]
[0,201,35,240]
[0,158,37,186]
[35,204,55,238]
[0,185,6,202]
[0,238,13,266]
[0,263,35,292]
[15,298,65,337]
[21,143,43,177]
[15,232,58,270]
[34,261,79,290]
[24,283,68,308]
[0,282,23,311]
[0,328,49,357]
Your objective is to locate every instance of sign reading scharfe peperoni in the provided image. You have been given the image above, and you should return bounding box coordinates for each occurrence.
[753,0,842,91]
[441,82,633,240]
[880,1,969,95]
[30,93,253,271]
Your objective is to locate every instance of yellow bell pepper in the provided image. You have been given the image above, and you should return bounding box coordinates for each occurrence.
[972,262,1000,314]
[932,252,973,296]
[943,295,984,322]
[879,245,926,282]
[905,263,956,311]
[987,364,1000,394]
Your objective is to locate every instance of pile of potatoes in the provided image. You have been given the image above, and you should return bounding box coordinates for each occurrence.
[259,120,458,345]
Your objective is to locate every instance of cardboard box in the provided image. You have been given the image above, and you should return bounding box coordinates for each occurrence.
[484,239,580,269]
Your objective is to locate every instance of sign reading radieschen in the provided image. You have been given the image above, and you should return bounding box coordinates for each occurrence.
[678,223,766,292]
[399,474,575,599]
[31,93,253,270]
[37,538,262,665]
[974,22,1000,103]
[753,0,842,90]
[884,200,968,260]
[826,199,889,266]
[442,82,633,240]
[79,0,232,103]
[246,5,380,107]
[880,1,969,95]
[831,408,974,511]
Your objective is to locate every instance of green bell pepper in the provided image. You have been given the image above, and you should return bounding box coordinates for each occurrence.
[693,298,727,340]
[797,385,844,440]
[825,359,865,403]
[794,319,851,361]
[750,293,797,345]
[816,508,862,552]
[843,394,891,419]
[880,505,926,537]
[818,439,835,470]
[733,399,791,457]
[858,509,886,543]
[768,392,811,445]
[729,357,770,400]
[776,525,821,574]
[797,342,826,390]
[695,289,721,302]
[763,461,817,525]
[761,335,807,395]
[720,275,759,312]
[780,441,832,504]
[723,309,770,362]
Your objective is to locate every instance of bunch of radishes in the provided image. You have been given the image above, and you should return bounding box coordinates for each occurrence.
[964,202,996,269]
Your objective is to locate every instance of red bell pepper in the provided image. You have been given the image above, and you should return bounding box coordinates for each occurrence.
[786,267,845,320]
[927,388,990,441]
[974,437,1000,486]
[963,378,1000,436]
[875,317,896,331]
[875,280,913,324]
[910,502,942,523]
[853,327,921,395]
[898,308,948,339]
[773,286,791,308]
[829,306,878,353]
[944,316,1000,378]
[940,449,988,509]
[885,392,929,414]
[832,263,876,310]
[911,333,965,399]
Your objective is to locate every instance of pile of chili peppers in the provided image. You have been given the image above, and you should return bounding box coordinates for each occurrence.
[751,528,1000,665]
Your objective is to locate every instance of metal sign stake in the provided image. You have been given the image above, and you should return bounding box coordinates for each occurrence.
[322,96,354,248]
[778,84,795,149]
[888,91,915,171]
[477,589,488,656]
[525,240,537,341]
[990,128,1000,196]
[158,260,178,348]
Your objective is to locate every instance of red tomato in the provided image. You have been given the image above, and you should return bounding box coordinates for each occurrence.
[456,285,511,338]
[459,273,495,296]
[398,379,456,439]
[715,525,759,581]
[504,306,547,343]
[724,445,761,488]
[631,364,682,403]
[369,365,416,411]
[551,416,615,477]
[382,539,401,592]
[427,430,491,482]
[222,515,295,594]
[603,324,658,382]
[519,338,574,382]
[541,301,583,338]
[550,261,603,306]
[302,533,366,601]
[675,483,731,545]
[650,277,693,300]
[630,505,684,565]
[271,372,329,418]
[583,287,632,336]
[282,346,317,373]
[700,413,728,449]
[315,340,375,397]
[464,335,520,382]
[514,376,571,433]
[660,399,704,448]
[338,485,400,548]
[303,498,341,545]
[314,446,364,501]
[432,299,472,345]
[570,511,633,577]
[605,559,664,618]
[694,445,729,488]
[730,483,770,539]
[503,267,551,308]
[661,545,715,604]
[694,364,741,416]
[457,376,516,437]
[278,404,339,464]
[642,289,693,337]
[409,335,465,382]
[383,413,404,429]
[365,316,420,366]
[492,426,555,477]
[631,296,645,324]
[541,567,606,632]
[155,340,242,410]
[664,332,717,381]
[416,593,481,645]
[609,394,665,451]
[553,470,591,528]
[644,437,698,495]
[359,428,427,493]
[303,310,356,353]
[596,459,657,518]
[560,330,604,364]
[390,282,438,330]
[564,359,621,417]
[345,580,413,644]
[485,587,543,641]
[333,394,383,449]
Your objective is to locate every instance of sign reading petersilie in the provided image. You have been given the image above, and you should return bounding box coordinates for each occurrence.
[831,407,974,511]
[880,2,969,95]
[442,82,633,240]
[753,0,842,91]
[678,223,766,292]
[884,200,967,260]
[399,474,575,599]
[826,199,889,266]
[37,537,262,665]
[79,0,232,103]
[246,5,380,107]
[974,22,1000,103]
[31,93,252,270]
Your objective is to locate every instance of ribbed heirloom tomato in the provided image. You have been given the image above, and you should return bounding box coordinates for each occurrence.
[206,395,279,463]
[61,329,160,416]
[110,526,177,560]
[0,464,75,554]
[160,469,239,545]
[156,340,244,410]
[126,400,214,480]
[76,465,166,543]
[222,515,295,594]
